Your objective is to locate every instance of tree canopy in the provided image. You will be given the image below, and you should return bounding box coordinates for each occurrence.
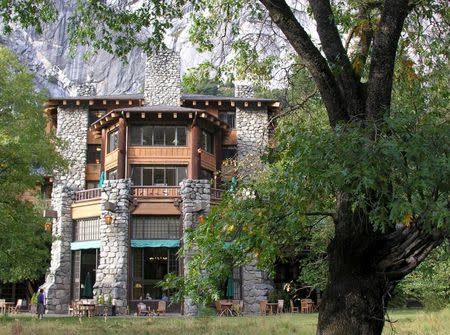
[0,46,64,282]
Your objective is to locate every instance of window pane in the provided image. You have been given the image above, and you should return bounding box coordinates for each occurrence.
[142,126,153,145]
[87,144,101,164]
[154,127,165,145]
[177,127,186,146]
[177,166,187,184]
[107,130,118,153]
[227,113,236,128]
[202,130,213,153]
[131,166,142,186]
[165,127,176,146]
[130,126,142,145]
[166,168,176,186]
[143,168,153,185]
[154,168,165,185]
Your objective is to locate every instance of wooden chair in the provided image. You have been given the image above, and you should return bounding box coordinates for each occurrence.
[290,300,299,313]
[0,299,5,315]
[232,300,244,316]
[8,299,22,314]
[277,299,284,314]
[300,299,314,313]
[137,303,147,316]
[259,300,270,316]
[156,300,166,315]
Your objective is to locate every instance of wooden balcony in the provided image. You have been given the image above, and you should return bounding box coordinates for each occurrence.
[132,186,180,199]
[74,188,101,202]
[200,151,216,171]
[85,164,101,181]
[105,149,118,171]
[128,146,190,164]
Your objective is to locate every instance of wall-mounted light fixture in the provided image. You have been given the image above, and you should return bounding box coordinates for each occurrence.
[104,214,114,225]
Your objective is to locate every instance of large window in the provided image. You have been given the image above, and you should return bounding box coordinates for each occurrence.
[131,165,187,186]
[201,130,214,154]
[106,169,117,180]
[131,216,180,240]
[131,247,179,300]
[87,144,101,164]
[219,110,236,128]
[107,129,118,153]
[73,217,100,241]
[130,126,187,146]
[72,249,99,300]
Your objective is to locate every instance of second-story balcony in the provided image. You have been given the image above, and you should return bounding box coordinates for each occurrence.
[132,186,181,199]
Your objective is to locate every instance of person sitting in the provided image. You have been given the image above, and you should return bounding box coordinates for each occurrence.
[161,293,169,302]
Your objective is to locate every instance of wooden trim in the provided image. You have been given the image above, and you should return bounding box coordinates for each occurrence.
[223,129,237,145]
[200,151,216,172]
[105,150,118,171]
[117,117,127,179]
[101,128,106,172]
[191,125,201,179]
[85,164,101,181]
[72,200,101,219]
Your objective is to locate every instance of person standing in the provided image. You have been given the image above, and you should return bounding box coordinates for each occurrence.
[37,289,45,320]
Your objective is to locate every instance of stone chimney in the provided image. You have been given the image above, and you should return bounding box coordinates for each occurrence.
[144,50,181,106]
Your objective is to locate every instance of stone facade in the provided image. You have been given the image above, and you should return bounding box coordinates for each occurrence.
[43,106,89,313]
[94,179,132,315]
[234,81,273,314]
[180,179,211,316]
[144,51,181,106]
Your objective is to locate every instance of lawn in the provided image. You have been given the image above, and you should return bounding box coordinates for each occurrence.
[0,309,448,335]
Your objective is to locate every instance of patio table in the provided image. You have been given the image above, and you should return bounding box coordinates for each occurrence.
[219,302,234,316]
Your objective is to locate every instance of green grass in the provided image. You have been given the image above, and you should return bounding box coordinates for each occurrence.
[0,309,448,335]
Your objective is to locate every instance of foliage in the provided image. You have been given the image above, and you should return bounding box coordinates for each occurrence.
[30,292,38,305]
[181,62,234,96]
[0,46,64,282]
[393,243,450,310]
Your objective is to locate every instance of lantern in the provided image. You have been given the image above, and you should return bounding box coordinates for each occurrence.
[197,215,205,224]
[104,214,113,225]
[44,222,52,232]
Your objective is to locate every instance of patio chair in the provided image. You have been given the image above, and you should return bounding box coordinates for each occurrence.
[0,300,6,315]
[289,300,299,313]
[259,300,270,316]
[300,299,314,313]
[156,300,166,315]
[137,303,148,316]
[8,299,22,314]
[277,299,284,314]
[215,300,226,316]
[232,300,244,316]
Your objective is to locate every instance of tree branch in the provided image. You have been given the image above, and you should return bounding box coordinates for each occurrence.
[309,0,365,119]
[259,0,349,127]
[366,0,411,121]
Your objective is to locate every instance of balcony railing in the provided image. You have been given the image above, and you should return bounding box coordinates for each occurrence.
[74,188,101,202]
[132,186,181,198]
[211,188,223,204]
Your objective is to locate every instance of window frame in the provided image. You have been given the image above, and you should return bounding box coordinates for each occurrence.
[107,129,119,153]
[129,125,187,147]
[131,165,187,186]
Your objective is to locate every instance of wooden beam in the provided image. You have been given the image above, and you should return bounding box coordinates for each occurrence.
[141,113,145,119]
[117,117,126,179]
[191,125,201,179]
[192,101,197,106]
[101,128,106,172]
[205,101,209,106]
[188,113,193,119]
[111,112,118,118]
[63,100,67,106]
[89,100,94,106]
[231,101,235,107]
[218,101,222,106]
[200,112,207,118]
[125,112,130,118]
[128,100,132,105]
[271,102,281,107]
[173,113,177,119]
[257,101,262,107]
[76,100,80,106]
[103,100,107,105]
[244,101,249,107]
[158,113,162,119]
[115,100,120,105]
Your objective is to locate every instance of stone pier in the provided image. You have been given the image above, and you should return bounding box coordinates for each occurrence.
[94,179,132,315]
[180,179,211,316]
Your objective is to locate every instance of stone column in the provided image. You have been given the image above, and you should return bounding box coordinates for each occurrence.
[144,50,181,106]
[43,105,89,313]
[180,180,211,316]
[94,179,132,315]
[234,81,273,314]
[43,186,74,313]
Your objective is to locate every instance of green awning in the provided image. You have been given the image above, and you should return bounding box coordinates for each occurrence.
[71,240,101,250]
[131,240,180,248]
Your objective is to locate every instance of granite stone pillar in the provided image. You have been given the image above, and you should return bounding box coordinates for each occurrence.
[180,179,211,316]
[94,179,132,315]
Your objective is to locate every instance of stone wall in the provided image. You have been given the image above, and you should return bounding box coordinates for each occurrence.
[180,179,211,316]
[43,105,89,313]
[94,179,132,315]
[234,81,273,314]
[144,51,181,106]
